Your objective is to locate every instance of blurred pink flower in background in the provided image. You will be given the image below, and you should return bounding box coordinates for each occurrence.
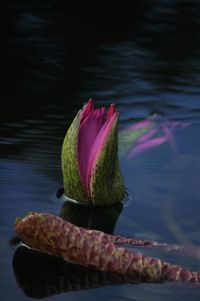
[119,114,190,159]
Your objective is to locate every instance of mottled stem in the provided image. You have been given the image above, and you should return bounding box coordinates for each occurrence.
[15,213,200,283]
[104,234,200,258]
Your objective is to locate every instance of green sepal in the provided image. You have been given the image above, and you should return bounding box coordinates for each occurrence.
[61,111,88,204]
[89,116,125,205]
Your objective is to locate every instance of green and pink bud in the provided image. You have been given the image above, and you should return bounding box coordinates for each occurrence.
[61,99,125,205]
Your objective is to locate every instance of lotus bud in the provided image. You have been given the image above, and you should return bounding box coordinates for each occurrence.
[61,99,125,205]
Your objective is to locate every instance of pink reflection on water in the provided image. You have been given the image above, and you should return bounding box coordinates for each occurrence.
[120,115,190,159]
[128,136,167,158]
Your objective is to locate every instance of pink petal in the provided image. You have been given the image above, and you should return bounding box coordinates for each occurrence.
[162,125,177,154]
[78,108,106,193]
[100,107,106,123]
[128,119,154,131]
[80,98,94,123]
[128,136,167,158]
[78,101,119,197]
[137,128,158,144]
[86,113,118,195]
[106,103,116,119]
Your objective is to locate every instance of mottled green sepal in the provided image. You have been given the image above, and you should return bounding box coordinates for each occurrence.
[90,117,125,205]
[61,111,88,203]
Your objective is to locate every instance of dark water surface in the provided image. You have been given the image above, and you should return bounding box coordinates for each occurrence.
[1,1,200,300]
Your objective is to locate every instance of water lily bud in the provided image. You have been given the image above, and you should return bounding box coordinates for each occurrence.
[61,99,125,205]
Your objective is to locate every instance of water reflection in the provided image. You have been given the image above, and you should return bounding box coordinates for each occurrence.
[12,246,144,299]
[119,114,190,158]
[60,200,123,234]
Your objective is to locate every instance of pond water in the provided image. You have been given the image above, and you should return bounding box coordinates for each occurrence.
[1,1,200,300]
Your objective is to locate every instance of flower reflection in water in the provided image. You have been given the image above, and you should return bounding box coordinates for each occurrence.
[119,114,190,159]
